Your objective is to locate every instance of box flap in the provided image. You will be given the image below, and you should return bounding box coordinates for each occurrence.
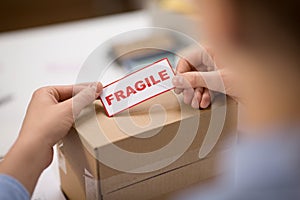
[74,91,199,154]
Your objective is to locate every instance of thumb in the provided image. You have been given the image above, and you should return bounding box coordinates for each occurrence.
[172,70,226,94]
[62,82,103,118]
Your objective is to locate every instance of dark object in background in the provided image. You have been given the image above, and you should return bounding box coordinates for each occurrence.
[0,0,142,32]
[111,34,178,72]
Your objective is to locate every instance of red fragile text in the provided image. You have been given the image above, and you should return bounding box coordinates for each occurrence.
[105,69,170,106]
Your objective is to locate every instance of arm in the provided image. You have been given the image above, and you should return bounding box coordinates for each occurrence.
[0,82,103,195]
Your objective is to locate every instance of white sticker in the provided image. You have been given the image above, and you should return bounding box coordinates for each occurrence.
[58,145,67,174]
[100,58,175,117]
[84,169,99,200]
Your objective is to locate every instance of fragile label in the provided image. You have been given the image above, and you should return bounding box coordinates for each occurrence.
[100,58,175,117]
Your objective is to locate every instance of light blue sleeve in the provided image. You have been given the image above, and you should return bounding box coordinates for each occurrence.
[0,174,30,200]
[173,127,300,200]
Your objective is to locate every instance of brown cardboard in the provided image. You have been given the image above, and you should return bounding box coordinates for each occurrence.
[58,144,230,200]
[102,151,230,200]
[58,91,237,199]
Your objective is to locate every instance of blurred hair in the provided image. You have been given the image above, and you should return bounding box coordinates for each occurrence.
[231,0,300,53]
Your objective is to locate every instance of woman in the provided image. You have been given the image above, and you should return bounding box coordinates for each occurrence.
[172,0,300,199]
[1,0,300,199]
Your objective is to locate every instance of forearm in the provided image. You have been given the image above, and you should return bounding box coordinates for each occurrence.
[0,134,52,195]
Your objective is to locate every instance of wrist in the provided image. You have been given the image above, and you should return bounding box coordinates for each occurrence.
[0,132,54,194]
[17,132,54,170]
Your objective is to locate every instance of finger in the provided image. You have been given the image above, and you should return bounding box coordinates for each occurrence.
[174,73,195,104]
[200,88,211,109]
[177,46,215,72]
[62,83,103,117]
[174,88,183,94]
[183,88,194,105]
[191,88,203,109]
[176,46,200,74]
[176,58,195,74]
[49,82,101,102]
[172,70,226,94]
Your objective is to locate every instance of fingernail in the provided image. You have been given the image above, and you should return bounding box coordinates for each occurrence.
[96,82,102,93]
[201,101,210,109]
[174,88,182,94]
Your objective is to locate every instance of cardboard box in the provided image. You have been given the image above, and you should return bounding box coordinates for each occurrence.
[58,91,237,200]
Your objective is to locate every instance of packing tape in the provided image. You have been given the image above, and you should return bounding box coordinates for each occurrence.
[58,143,67,174]
[84,168,101,200]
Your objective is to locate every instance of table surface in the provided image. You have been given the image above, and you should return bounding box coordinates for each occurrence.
[0,10,151,199]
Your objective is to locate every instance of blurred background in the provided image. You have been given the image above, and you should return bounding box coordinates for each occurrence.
[0,1,199,198]
[0,0,199,33]
[0,0,142,32]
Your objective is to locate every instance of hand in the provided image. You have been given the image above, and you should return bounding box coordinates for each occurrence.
[20,82,103,148]
[173,47,239,107]
[0,82,103,195]
[173,47,215,109]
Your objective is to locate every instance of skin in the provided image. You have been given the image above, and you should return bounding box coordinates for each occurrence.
[174,46,240,108]
[0,82,103,195]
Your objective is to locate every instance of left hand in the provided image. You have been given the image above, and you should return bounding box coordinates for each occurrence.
[0,82,103,195]
[20,82,103,149]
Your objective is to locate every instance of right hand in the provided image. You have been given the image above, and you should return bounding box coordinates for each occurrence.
[172,47,239,108]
